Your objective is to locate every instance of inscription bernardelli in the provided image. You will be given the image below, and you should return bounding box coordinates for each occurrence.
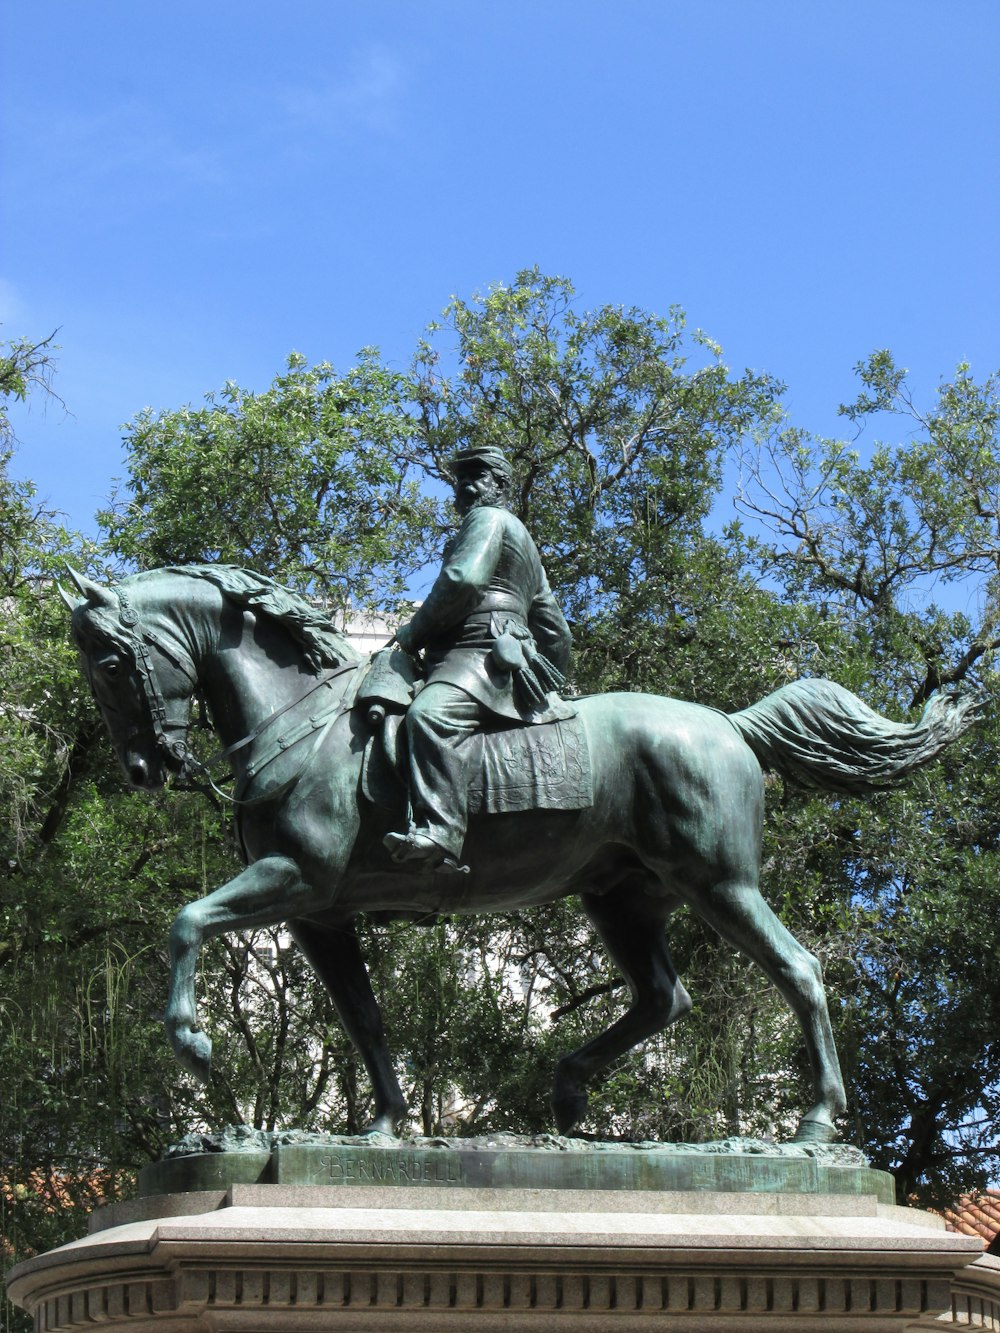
[316,1151,464,1185]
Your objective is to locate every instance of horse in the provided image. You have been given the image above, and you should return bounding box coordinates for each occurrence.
[62,563,980,1143]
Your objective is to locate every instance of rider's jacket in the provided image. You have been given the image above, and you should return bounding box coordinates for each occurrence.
[402,504,574,724]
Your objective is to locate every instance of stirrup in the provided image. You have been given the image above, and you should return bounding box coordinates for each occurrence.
[383,831,469,875]
[436,856,470,875]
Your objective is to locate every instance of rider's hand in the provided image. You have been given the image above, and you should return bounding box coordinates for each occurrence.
[392,622,417,654]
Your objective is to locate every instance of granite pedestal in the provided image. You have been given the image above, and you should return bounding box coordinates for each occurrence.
[7,1136,986,1331]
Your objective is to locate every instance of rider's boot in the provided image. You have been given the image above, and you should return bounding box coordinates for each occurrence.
[383,829,469,875]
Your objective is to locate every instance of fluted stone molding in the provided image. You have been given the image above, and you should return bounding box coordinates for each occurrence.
[8,1184,985,1331]
[941,1252,1000,1328]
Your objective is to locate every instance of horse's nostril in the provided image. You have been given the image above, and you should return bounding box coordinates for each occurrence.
[128,759,149,787]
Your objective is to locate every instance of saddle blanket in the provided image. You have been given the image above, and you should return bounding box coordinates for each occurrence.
[466,712,593,815]
[362,712,593,816]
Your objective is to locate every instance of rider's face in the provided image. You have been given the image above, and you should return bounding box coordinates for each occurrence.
[453,464,503,514]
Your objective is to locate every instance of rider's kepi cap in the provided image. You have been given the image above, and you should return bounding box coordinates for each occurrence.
[450,444,514,480]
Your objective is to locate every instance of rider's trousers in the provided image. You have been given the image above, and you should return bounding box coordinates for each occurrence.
[403,682,482,859]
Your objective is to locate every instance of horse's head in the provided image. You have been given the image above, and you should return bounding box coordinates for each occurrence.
[62,569,199,791]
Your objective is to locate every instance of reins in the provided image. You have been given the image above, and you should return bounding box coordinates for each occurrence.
[106,583,362,808]
[197,659,361,807]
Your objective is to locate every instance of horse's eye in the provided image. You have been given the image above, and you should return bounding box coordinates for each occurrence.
[102,660,121,678]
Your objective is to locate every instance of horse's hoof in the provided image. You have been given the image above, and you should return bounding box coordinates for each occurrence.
[170,1028,213,1084]
[363,1113,403,1137]
[791,1116,838,1145]
[552,1090,588,1136]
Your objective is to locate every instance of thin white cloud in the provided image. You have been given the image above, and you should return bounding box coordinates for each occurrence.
[0,278,27,326]
[277,46,405,136]
[7,100,230,217]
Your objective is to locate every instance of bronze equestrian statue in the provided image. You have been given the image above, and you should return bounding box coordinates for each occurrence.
[61,454,981,1143]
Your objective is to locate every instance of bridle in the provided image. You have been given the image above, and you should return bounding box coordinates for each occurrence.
[100,589,204,778]
[93,583,361,806]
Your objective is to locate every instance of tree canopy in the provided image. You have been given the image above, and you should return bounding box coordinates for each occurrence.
[3,276,1000,1325]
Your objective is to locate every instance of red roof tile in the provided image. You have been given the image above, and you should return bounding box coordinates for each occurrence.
[936,1190,1000,1248]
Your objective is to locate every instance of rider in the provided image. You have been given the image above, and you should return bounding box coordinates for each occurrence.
[385,444,573,870]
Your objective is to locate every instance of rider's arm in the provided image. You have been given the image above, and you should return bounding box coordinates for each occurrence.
[398,508,504,651]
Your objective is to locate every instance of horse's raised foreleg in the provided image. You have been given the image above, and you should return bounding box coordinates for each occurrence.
[165,854,325,1083]
[694,878,846,1143]
[552,885,690,1135]
[289,917,407,1135]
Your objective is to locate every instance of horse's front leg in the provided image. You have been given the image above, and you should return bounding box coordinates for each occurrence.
[165,854,322,1083]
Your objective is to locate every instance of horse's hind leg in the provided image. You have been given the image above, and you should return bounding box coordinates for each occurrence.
[693,878,846,1143]
[552,883,690,1135]
[289,917,408,1135]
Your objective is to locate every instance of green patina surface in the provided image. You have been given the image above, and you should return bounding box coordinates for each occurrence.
[67,550,979,1149]
[138,1140,894,1206]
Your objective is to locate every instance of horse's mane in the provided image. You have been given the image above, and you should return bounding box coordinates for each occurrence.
[166,566,362,670]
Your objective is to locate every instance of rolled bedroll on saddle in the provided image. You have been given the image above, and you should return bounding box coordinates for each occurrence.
[730,677,984,795]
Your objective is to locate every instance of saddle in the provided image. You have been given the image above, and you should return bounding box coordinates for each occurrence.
[356,647,593,817]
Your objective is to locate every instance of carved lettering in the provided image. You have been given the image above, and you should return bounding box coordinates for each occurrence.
[319,1154,343,1180]
[315,1150,466,1185]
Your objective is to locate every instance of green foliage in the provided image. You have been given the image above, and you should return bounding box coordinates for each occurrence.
[740,354,1000,704]
[0,330,61,447]
[101,351,439,608]
[739,356,1000,1204]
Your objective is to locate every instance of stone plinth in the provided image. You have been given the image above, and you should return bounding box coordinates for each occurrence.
[135,1133,896,1203]
[7,1139,985,1330]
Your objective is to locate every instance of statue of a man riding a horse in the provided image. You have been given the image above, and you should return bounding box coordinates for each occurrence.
[62,444,980,1144]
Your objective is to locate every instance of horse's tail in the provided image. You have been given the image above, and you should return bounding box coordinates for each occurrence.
[729,678,984,795]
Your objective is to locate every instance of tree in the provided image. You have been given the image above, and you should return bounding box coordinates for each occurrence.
[0,335,135,1326]
[100,351,439,609]
[737,353,1000,1203]
[0,341,372,1324]
[0,331,62,443]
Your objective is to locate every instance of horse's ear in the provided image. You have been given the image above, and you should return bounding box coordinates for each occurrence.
[55,581,80,614]
[66,566,116,608]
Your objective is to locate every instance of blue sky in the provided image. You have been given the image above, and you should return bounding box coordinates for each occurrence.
[2,1,998,535]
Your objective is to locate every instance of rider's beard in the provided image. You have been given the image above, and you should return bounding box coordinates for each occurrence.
[454,479,506,515]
